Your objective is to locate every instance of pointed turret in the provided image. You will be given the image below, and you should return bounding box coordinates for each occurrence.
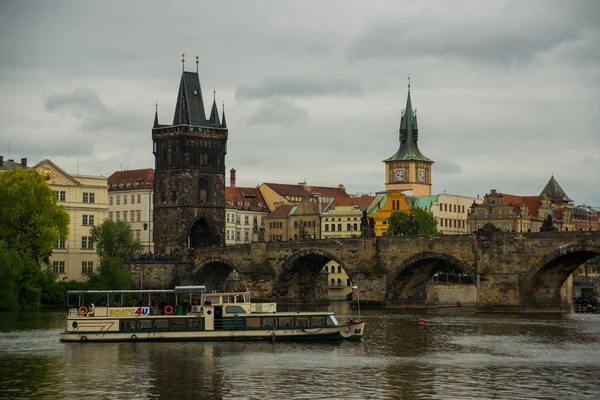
[208,89,220,126]
[384,80,432,162]
[153,102,160,128]
[173,71,206,126]
[221,102,227,128]
[541,176,572,203]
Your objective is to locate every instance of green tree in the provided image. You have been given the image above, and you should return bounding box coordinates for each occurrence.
[0,168,69,264]
[0,241,23,311]
[89,219,142,290]
[387,206,439,236]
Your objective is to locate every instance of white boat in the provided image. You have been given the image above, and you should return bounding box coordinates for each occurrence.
[60,286,365,343]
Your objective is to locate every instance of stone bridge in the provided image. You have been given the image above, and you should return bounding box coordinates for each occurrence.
[133,230,600,312]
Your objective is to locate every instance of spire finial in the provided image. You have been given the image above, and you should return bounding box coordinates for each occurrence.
[182,52,185,71]
[196,55,199,73]
[222,100,225,112]
[408,76,411,93]
[213,86,216,101]
[155,101,158,112]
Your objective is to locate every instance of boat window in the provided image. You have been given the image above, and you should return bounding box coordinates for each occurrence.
[222,295,235,304]
[244,294,250,303]
[262,317,277,328]
[236,294,246,303]
[279,317,293,328]
[138,320,154,330]
[327,316,339,327]
[170,319,186,330]
[204,296,220,305]
[225,305,246,314]
[120,319,135,331]
[154,319,169,330]
[295,317,309,328]
[246,317,261,328]
[311,316,326,327]
[188,319,203,330]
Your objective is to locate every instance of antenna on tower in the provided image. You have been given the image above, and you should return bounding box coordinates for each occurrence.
[182,52,185,72]
[196,55,199,73]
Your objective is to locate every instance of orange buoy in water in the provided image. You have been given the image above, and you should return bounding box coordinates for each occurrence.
[418,318,425,326]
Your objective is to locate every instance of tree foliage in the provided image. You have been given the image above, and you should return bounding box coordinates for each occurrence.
[88,219,142,290]
[387,206,439,236]
[0,168,69,264]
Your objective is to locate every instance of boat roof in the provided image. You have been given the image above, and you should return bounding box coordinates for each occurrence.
[67,286,206,295]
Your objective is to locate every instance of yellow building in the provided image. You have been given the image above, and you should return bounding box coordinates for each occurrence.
[367,191,411,236]
[34,160,108,281]
[321,196,375,239]
[383,82,434,196]
[323,260,353,300]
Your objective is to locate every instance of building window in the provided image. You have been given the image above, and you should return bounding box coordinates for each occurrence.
[337,278,342,286]
[82,215,94,226]
[244,231,249,241]
[116,211,121,221]
[109,212,113,220]
[124,195,128,205]
[294,221,298,228]
[123,211,128,222]
[56,190,66,202]
[137,210,141,222]
[325,224,329,232]
[330,278,335,286]
[135,230,141,240]
[330,265,335,273]
[347,223,351,231]
[53,261,65,274]
[444,204,447,212]
[56,239,66,249]
[116,195,120,205]
[331,225,336,232]
[346,279,351,287]
[81,236,93,249]
[245,216,249,225]
[109,195,113,205]
[338,224,342,231]
[83,192,95,203]
[82,261,94,274]
[131,195,135,204]
[353,223,358,231]
[236,231,240,241]
[137,194,141,204]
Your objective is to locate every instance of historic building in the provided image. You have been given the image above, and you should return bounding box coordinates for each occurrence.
[152,57,228,253]
[323,260,353,300]
[107,168,154,253]
[321,195,375,239]
[383,82,434,195]
[468,177,575,233]
[1,157,108,281]
[406,194,483,235]
[225,170,269,245]
[258,182,348,212]
[367,191,411,236]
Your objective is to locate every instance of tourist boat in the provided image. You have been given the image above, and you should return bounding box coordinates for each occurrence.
[60,286,365,343]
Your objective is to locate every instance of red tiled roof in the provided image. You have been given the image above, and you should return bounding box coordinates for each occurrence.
[267,204,293,219]
[262,183,311,197]
[108,168,154,190]
[329,195,375,210]
[305,185,349,199]
[500,194,541,218]
[225,186,268,212]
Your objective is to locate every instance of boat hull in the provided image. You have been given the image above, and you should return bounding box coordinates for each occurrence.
[60,321,365,343]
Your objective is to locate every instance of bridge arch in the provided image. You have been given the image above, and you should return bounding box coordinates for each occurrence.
[192,256,241,292]
[523,244,600,309]
[274,248,349,303]
[387,252,475,305]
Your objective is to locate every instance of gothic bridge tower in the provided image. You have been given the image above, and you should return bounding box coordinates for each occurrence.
[152,55,228,253]
[384,80,434,195]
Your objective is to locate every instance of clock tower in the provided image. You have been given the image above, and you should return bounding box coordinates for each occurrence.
[383,80,433,195]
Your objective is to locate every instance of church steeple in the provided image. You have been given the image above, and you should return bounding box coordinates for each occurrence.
[173,69,207,126]
[385,79,431,163]
[153,102,159,128]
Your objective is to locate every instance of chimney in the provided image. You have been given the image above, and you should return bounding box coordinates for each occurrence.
[338,184,346,192]
[21,158,27,167]
[230,168,236,187]
[298,181,307,188]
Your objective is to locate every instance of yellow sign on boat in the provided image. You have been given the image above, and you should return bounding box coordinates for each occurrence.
[108,307,150,317]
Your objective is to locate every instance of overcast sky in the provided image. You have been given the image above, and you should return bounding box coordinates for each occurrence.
[1,0,598,205]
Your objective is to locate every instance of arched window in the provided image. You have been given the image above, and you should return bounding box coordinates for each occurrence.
[337,265,341,273]
[330,265,335,273]
[330,278,335,286]
[337,278,342,286]
[346,279,351,287]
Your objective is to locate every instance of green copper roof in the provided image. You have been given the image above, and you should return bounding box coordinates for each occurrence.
[406,195,439,210]
[384,85,433,163]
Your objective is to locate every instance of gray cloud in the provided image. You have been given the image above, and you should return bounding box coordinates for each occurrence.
[246,99,309,128]
[236,77,363,100]
[434,159,463,175]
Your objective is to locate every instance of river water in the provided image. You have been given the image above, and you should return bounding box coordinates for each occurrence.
[1,304,599,400]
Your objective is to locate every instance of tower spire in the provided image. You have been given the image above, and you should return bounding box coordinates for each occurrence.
[208,86,220,126]
[408,76,411,93]
[182,52,185,72]
[221,101,227,128]
[153,101,159,128]
[196,55,199,73]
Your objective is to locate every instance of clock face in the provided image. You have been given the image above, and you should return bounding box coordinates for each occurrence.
[417,170,425,183]
[394,169,405,182]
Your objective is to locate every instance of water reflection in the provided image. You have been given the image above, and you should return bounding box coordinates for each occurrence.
[0,307,599,399]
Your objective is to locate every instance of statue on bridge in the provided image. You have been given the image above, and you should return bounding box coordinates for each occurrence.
[407,215,420,235]
[540,214,557,232]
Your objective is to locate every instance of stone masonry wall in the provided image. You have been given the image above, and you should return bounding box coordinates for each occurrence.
[425,283,477,306]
